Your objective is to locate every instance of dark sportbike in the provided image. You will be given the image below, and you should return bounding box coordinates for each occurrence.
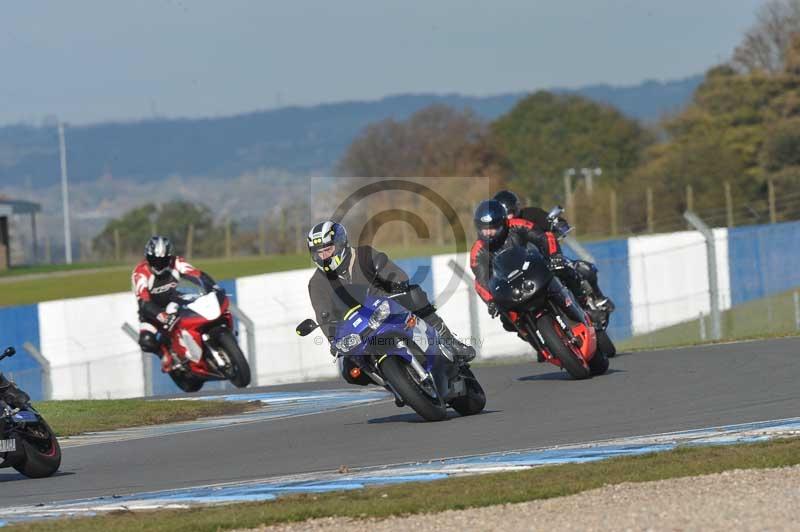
[296,285,485,421]
[545,206,617,358]
[489,245,609,379]
[0,347,61,478]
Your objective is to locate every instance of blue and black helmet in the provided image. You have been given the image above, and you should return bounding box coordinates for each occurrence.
[474,200,509,250]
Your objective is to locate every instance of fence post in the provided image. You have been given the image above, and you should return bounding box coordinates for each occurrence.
[686,184,694,229]
[225,219,232,259]
[699,312,707,341]
[258,217,266,256]
[114,228,121,262]
[646,187,654,233]
[794,291,800,331]
[724,181,734,228]
[684,211,722,341]
[768,179,777,224]
[448,260,481,358]
[609,188,618,236]
[22,342,52,400]
[186,224,194,259]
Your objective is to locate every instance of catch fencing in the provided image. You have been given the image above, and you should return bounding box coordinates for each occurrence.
[2,218,799,400]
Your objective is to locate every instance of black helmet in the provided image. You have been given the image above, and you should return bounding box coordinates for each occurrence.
[144,236,174,275]
[307,221,351,274]
[474,200,509,250]
[494,190,520,219]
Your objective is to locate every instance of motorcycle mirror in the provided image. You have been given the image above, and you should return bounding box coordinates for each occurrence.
[2,346,15,358]
[547,205,564,220]
[296,319,319,337]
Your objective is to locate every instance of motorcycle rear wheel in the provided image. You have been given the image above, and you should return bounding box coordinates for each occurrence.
[380,355,447,421]
[597,329,617,358]
[536,314,591,380]
[13,419,61,478]
[449,367,486,416]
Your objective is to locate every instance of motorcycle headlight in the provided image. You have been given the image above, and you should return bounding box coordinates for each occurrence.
[512,287,523,301]
[523,279,536,292]
[368,300,391,329]
[335,333,362,353]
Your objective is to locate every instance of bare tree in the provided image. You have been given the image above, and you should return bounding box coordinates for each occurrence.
[732,0,800,73]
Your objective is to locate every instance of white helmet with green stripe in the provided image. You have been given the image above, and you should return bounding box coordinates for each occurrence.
[307,221,351,274]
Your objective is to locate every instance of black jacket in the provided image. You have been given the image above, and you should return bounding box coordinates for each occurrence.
[470,217,561,303]
[307,245,409,341]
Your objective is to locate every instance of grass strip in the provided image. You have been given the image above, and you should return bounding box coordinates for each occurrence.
[10,436,800,531]
[34,399,257,437]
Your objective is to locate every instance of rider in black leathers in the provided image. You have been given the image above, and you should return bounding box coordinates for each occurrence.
[493,190,614,312]
[306,220,475,385]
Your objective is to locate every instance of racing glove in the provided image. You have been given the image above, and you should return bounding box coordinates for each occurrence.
[157,312,179,331]
[548,254,568,271]
[487,301,499,318]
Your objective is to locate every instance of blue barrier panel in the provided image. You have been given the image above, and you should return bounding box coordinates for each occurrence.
[728,220,800,306]
[150,279,239,396]
[0,305,44,400]
[563,238,632,341]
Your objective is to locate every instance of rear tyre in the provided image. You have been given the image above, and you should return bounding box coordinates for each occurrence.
[588,350,609,376]
[170,372,204,393]
[449,367,486,416]
[536,314,591,380]
[215,330,251,388]
[12,419,61,478]
[380,355,447,422]
[597,329,617,358]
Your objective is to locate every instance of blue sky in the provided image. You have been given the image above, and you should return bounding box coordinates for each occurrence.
[1,0,763,126]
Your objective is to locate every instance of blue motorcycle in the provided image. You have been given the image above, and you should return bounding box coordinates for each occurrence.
[0,347,61,478]
[297,285,485,421]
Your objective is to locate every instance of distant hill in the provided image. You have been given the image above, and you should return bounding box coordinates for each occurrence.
[0,75,702,186]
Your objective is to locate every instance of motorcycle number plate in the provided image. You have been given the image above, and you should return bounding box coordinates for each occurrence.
[0,438,16,452]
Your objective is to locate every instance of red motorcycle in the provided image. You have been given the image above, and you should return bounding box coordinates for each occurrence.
[162,288,251,392]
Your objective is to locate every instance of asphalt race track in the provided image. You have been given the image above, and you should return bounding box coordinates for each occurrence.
[2,337,798,509]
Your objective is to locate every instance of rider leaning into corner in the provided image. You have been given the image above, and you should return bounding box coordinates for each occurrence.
[493,189,615,313]
[470,199,590,356]
[132,236,220,372]
[306,220,476,386]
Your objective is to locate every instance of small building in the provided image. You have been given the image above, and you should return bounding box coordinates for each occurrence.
[0,199,42,270]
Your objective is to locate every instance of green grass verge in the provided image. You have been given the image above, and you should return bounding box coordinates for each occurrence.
[0,244,460,307]
[9,437,800,531]
[34,399,256,437]
[620,288,800,351]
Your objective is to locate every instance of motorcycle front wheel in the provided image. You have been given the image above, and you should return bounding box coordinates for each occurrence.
[13,418,61,478]
[536,314,591,380]
[380,355,447,421]
[215,330,251,388]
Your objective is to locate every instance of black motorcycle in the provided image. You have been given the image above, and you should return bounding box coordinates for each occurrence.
[0,347,61,478]
[490,246,609,379]
[545,206,616,358]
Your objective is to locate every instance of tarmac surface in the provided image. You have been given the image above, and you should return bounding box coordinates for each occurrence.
[1,337,798,509]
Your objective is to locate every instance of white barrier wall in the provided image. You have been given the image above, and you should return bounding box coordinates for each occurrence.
[628,229,731,334]
[235,268,338,386]
[38,293,144,399]
[431,253,531,360]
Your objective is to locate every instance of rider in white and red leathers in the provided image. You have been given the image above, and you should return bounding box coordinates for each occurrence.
[132,236,218,372]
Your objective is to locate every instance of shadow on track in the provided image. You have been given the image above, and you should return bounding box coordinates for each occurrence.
[517,368,626,381]
[365,410,500,424]
[0,471,75,482]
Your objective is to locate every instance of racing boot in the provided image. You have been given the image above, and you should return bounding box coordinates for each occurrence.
[432,319,476,363]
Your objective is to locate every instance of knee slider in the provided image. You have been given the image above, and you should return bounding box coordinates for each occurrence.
[139,331,160,353]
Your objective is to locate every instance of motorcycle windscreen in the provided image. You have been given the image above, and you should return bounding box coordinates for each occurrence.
[491,245,546,281]
[186,293,222,320]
